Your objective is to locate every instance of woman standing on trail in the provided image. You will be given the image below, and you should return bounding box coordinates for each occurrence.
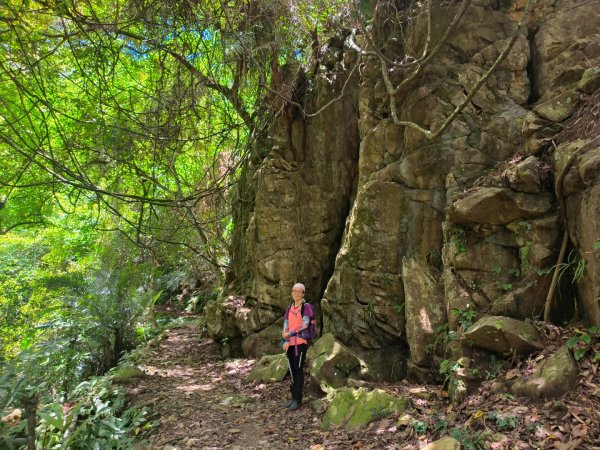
[281,282,310,411]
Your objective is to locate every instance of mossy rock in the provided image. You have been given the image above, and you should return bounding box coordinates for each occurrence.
[245,353,288,383]
[321,388,407,430]
[578,67,600,94]
[533,91,580,123]
[110,365,147,384]
[448,377,468,405]
[307,333,373,391]
[464,316,543,355]
[511,345,578,400]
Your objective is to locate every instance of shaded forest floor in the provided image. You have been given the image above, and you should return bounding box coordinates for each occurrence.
[126,319,600,449]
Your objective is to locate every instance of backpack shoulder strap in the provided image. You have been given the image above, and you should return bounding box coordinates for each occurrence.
[302,302,314,318]
[284,304,292,320]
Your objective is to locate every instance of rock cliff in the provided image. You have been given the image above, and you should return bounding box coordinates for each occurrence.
[207,0,600,378]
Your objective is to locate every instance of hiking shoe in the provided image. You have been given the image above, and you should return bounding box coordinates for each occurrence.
[287,400,301,411]
[283,400,294,408]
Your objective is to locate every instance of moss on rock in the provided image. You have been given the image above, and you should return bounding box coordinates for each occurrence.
[321,388,407,430]
[245,353,288,383]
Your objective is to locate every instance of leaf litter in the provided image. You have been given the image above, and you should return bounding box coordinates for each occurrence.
[126,320,600,449]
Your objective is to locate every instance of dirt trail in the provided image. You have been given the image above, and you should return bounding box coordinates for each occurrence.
[126,323,323,450]
[127,322,600,450]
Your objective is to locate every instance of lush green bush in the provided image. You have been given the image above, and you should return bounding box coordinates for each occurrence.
[0,224,159,448]
[1,361,149,449]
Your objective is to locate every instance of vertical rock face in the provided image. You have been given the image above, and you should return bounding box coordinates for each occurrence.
[323,0,535,368]
[534,0,600,327]
[207,38,361,353]
[554,140,600,326]
[530,1,600,101]
[245,69,360,312]
[218,0,600,369]
[402,257,446,366]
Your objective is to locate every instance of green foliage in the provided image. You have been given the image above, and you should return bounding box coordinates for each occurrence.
[363,302,376,325]
[1,361,149,449]
[0,0,359,446]
[573,256,586,284]
[433,415,449,434]
[566,326,600,362]
[0,175,211,449]
[439,359,461,378]
[486,411,517,430]
[451,307,477,330]
[185,288,219,313]
[484,355,507,380]
[450,228,467,255]
[448,427,485,450]
[0,219,166,400]
[427,323,450,355]
[412,419,428,434]
[38,377,148,449]
[0,0,355,270]
[392,302,405,315]
[0,224,96,359]
[539,249,586,285]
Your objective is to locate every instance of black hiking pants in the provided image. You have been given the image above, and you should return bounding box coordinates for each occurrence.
[287,343,308,404]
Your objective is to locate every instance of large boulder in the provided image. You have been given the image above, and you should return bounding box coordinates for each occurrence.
[522,110,561,155]
[444,195,560,327]
[307,333,374,390]
[204,295,280,351]
[321,180,415,349]
[322,0,531,362]
[521,0,600,287]
[446,238,519,273]
[503,156,550,194]
[464,316,544,355]
[533,91,581,123]
[353,346,407,382]
[245,354,289,383]
[204,295,245,340]
[241,320,282,357]
[218,0,600,356]
[321,388,407,430]
[489,277,550,319]
[447,187,554,225]
[511,345,579,400]
[508,215,561,274]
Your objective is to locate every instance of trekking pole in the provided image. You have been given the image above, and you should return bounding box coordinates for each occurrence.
[286,354,294,384]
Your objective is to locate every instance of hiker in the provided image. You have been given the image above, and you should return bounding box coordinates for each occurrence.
[281,282,313,411]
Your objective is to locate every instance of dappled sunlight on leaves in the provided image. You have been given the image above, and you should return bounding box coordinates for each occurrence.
[123,321,600,449]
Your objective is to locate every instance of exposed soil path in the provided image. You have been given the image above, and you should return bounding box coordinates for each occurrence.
[127,322,324,450]
[127,321,600,450]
